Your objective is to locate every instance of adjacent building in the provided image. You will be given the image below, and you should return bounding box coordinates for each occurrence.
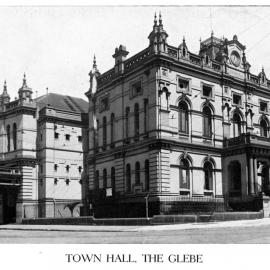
[85,14,270,218]
[0,75,88,224]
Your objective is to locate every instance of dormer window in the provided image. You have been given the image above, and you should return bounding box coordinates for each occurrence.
[202,84,213,98]
[260,101,268,113]
[232,93,242,106]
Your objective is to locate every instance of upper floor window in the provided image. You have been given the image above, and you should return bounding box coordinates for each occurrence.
[54,164,58,172]
[178,101,189,134]
[260,119,268,137]
[54,132,59,139]
[7,125,10,152]
[177,77,190,93]
[102,116,107,148]
[13,123,17,150]
[78,135,82,142]
[232,93,242,106]
[78,166,82,173]
[260,101,268,113]
[66,165,70,173]
[125,107,130,139]
[65,134,70,141]
[131,81,142,97]
[100,96,109,112]
[202,106,212,138]
[232,113,242,137]
[110,113,115,145]
[134,103,140,138]
[202,84,213,98]
[143,99,149,134]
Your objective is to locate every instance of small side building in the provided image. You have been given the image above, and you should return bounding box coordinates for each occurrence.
[0,75,88,224]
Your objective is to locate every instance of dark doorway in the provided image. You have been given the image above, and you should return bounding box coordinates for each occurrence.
[228,161,242,197]
[0,187,17,224]
[260,164,270,196]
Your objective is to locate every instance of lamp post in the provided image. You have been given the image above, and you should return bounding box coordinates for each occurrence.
[145,194,149,219]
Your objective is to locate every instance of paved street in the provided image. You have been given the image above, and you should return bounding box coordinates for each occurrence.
[1,219,270,244]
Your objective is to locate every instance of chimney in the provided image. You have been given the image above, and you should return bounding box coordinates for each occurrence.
[112,45,129,73]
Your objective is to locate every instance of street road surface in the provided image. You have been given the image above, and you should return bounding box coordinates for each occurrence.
[0,219,270,243]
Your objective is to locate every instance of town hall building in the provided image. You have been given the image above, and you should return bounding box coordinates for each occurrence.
[84,13,270,218]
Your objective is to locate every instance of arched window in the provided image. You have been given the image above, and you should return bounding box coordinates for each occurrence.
[144,99,149,133]
[110,113,115,144]
[145,160,150,192]
[102,116,107,148]
[202,106,212,138]
[125,107,130,139]
[135,161,140,185]
[232,113,242,137]
[7,125,10,152]
[13,123,17,150]
[94,170,99,190]
[179,158,190,190]
[134,103,140,138]
[204,161,213,191]
[111,167,115,195]
[178,101,189,134]
[126,164,131,192]
[260,119,268,137]
[103,169,107,189]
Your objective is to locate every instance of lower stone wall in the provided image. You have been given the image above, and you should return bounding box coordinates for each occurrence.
[21,211,264,225]
[91,196,227,218]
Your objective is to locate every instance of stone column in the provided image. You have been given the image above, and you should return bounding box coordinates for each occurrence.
[249,157,255,195]
[254,157,258,194]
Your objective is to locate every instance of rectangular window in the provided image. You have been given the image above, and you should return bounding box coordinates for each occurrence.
[100,97,109,112]
[66,165,70,173]
[260,101,268,113]
[65,134,70,141]
[65,179,70,186]
[54,132,59,139]
[224,86,229,94]
[54,164,58,172]
[178,79,189,92]
[232,94,242,106]
[40,134,43,141]
[131,81,142,97]
[54,178,58,185]
[202,84,213,98]
[78,135,82,142]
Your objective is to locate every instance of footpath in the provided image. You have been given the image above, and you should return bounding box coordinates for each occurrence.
[0,218,270,232]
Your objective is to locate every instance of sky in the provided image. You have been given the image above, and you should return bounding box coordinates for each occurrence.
[1,6,270,101]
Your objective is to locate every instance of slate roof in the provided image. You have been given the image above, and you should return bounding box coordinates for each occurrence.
[36,93,88,113]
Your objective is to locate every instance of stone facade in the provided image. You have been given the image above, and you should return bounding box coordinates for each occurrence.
[84,14,270,218]
[0,76,88,224]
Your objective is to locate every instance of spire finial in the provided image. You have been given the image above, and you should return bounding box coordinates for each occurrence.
[93,54,97,69]
[3,80,7,93]
[211,30,214,37]
[23,73,27,87]
[154,12,157,27]
[159,11,163,27]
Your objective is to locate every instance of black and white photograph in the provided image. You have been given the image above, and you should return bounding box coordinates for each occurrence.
[0,0,270,268]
